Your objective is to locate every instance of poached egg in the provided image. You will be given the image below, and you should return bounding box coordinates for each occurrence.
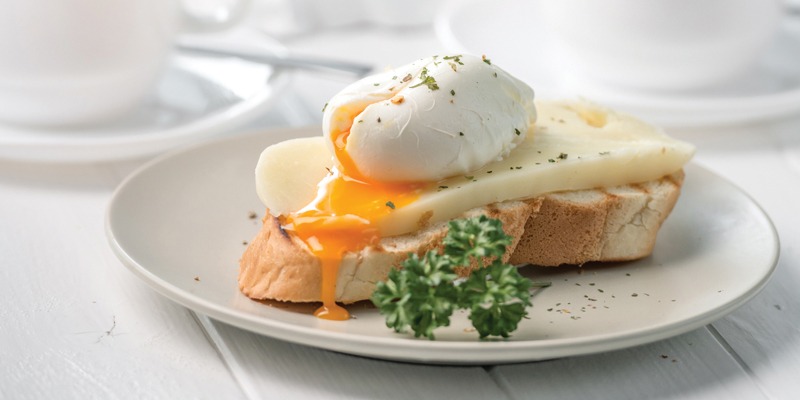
[322,54,536,183]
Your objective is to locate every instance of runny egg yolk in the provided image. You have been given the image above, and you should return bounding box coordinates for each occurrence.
[281,107,426,320]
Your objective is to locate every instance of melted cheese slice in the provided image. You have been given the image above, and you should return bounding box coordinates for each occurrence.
[256,101,695,238]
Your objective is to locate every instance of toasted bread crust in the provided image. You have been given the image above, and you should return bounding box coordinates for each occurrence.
[239,171,684,304]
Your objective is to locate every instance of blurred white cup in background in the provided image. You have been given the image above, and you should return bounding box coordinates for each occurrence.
[249,0,445,37]
[0,0,248,128]
[540,0,782,92]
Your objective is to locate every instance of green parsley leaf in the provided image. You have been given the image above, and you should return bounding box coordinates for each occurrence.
[413,76,439,90]
[460,260,532,338]
[372,216,544,340]
[371,252,459,339]
[443,55,464,65]
[410,67,440,91]
[444,215,510,267]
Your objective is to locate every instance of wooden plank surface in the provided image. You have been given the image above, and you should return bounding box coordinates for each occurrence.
[677,120,800,400]
[0,161,244,399]
[491,329,766,400]
[202,316,510,400]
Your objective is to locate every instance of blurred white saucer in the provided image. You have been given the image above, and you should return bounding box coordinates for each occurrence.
[436,0,800,128]
[0,41,289,163]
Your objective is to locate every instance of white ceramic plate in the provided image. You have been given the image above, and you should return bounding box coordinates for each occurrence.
[436,0,800,128]
[106,127,779,365]
[0,44,289,163]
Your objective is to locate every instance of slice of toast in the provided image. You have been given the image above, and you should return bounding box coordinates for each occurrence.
[239,170,684,304]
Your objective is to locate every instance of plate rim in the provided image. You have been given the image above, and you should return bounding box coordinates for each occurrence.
[105,126,780,364]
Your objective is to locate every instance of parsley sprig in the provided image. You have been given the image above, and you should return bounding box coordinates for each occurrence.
[444,216,510,264]
[371,215,547,339]
[460,262,532,338]
[372,252,460,339]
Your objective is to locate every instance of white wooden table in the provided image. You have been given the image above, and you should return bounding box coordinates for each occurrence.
[3,22,800,400]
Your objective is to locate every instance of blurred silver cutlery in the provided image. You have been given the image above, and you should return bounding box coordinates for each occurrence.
[177,44,375,77]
